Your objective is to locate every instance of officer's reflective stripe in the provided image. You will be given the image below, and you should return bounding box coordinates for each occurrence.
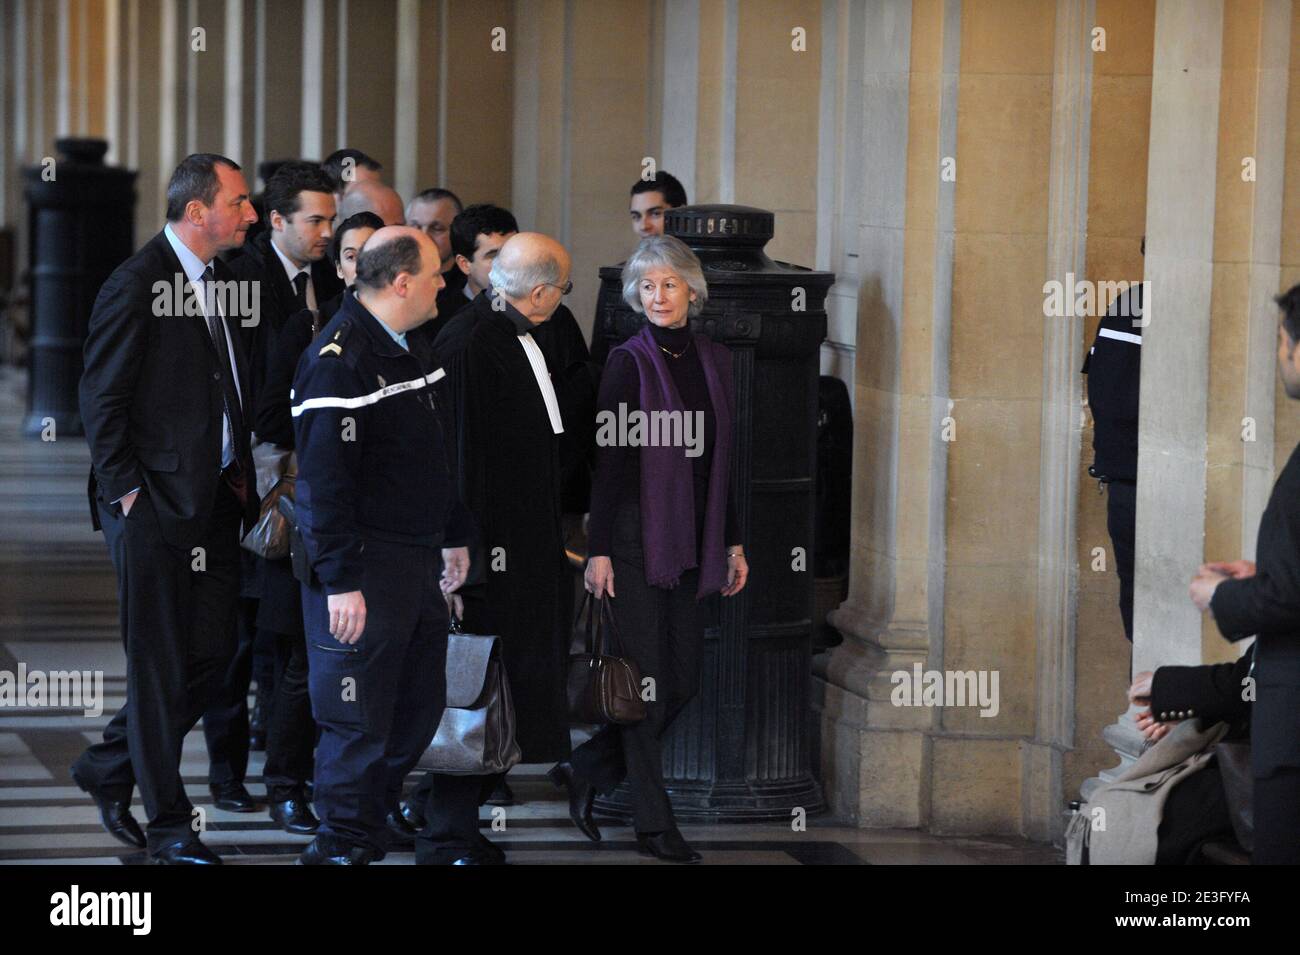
[291,368,447,417]
[1098,328,1141,346]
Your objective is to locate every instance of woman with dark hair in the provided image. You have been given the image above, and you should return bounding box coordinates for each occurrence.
[550,234,749,863]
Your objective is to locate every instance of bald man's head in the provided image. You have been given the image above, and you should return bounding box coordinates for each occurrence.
[354,225,444,330]
[488,233,571,324]
[337,180,406,227]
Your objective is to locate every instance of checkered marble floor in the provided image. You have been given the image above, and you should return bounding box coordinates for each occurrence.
[0,369,1061,866]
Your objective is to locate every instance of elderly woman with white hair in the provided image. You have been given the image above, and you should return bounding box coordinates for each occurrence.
[549,234,749,863]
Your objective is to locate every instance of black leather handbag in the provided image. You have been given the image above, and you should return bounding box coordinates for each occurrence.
[566,594,646,726]
[419,616,521,775]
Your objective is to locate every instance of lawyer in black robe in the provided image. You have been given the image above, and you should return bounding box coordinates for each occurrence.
[461,300,572,761]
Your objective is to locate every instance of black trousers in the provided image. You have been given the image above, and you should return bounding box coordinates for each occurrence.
[1105,479,1136,642]
[568,557,703,834]
[262,626,315,799]
[72,481,243,852]
[1253,765,1300,864]
[413,772,502,864]
[201,595,258,787]
[1156,762,1233,864]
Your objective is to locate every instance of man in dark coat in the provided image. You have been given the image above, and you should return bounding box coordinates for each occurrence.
[205,162,339,826]
[412,233,578,865]
[72,153,261,863]
[1188,283,1300,864]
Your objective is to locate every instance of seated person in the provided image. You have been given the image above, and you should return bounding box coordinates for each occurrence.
[1129,644,1254,864]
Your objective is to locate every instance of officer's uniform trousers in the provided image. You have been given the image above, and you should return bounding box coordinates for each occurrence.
[1105,478,1136,642]
[73,479,243,851]
[303,540,449,854]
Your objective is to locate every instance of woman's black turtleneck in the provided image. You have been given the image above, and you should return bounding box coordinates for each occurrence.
[587,321,739,558]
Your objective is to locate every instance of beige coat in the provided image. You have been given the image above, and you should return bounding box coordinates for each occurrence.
[1067,719,1228,865]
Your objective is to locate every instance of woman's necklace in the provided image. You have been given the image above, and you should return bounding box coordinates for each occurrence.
[658,338,691,360]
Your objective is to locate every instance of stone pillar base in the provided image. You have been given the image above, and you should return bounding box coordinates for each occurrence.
[813,614,934,829]
[1080,707,1145,802]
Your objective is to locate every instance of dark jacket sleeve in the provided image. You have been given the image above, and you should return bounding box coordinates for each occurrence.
[292,355,366,595]
[1211,515,1300,641]
[79,265,150,504]
[1150,647,1253,726]
[256,309,314,448]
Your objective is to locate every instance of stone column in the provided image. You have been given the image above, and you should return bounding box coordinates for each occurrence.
[820,0,956,829]
[1024,0,1095,842]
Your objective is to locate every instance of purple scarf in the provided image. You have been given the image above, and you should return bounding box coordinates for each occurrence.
[620,325,733,598]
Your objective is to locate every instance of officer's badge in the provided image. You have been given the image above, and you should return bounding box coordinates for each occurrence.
[319,321,351,357]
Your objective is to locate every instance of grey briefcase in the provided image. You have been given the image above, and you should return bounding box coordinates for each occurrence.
[418,621,521,776]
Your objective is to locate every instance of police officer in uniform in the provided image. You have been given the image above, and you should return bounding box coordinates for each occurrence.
[1083,269,1144,642]
[291,226,469,864]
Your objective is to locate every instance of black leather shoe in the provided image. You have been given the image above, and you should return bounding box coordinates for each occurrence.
[485,778,515,806]
[399,801,425,831]
[385,810,418,847]
[269,793,320,834]
[86,792,146,849]
[298,837,375,865]
[547,762,600,842]
[210,781,259,812]
[151,839,222,865]
[636,829,701,864]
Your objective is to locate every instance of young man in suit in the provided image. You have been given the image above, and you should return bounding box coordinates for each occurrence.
[72,153,262,864]
[1189,282,1300,864]
[211,161,339,827]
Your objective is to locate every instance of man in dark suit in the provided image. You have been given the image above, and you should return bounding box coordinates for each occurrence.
[208,161,339,828]
[71,153,262,864]
[1188,283,1300,864]
[406,187,466,330]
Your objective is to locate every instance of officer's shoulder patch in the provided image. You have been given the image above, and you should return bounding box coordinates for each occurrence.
[318,319,353,357]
